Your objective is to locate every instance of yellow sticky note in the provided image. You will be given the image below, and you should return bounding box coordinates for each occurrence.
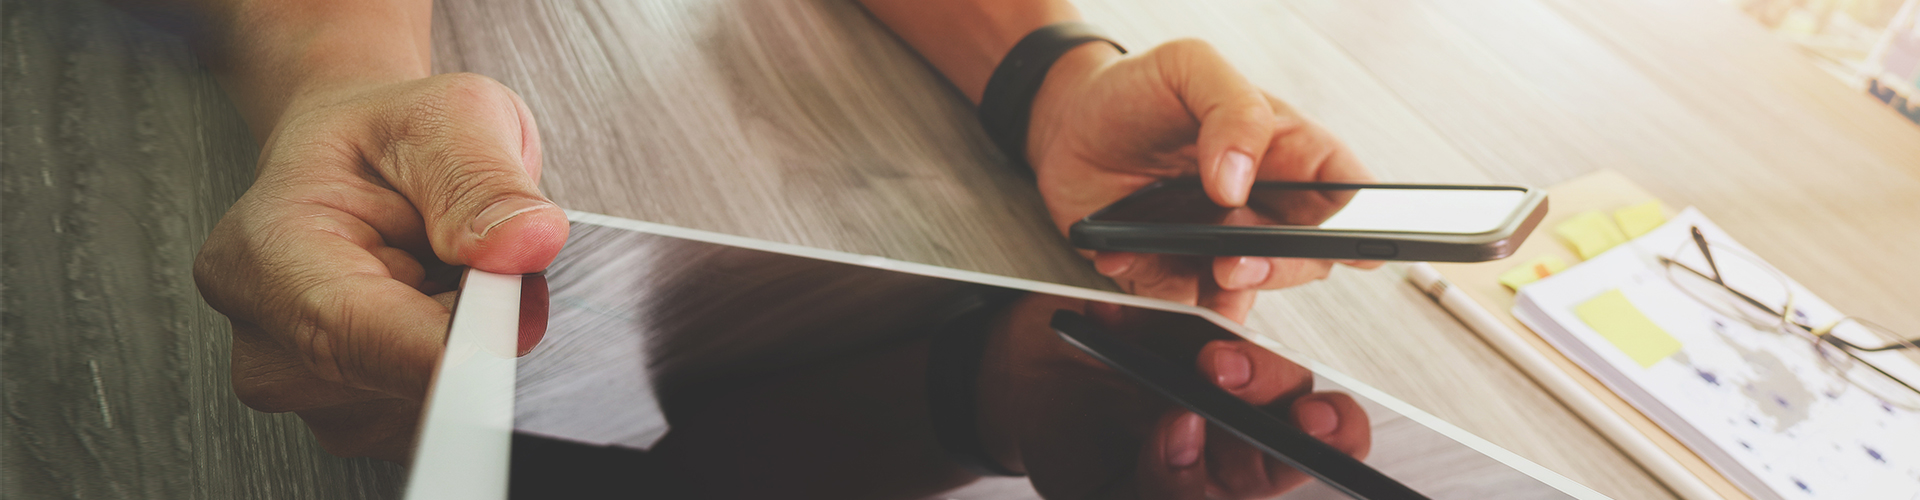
[1554,211,1627,259]
[1575,289,1683,368]
[1613,201,1667,238]
[1498,255,1569,290]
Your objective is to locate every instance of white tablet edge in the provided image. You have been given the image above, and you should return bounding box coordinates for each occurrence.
[405,269,522,500]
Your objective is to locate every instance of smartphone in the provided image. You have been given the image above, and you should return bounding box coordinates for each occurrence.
[1069,180,1548,262]
[1050,310,1429,500]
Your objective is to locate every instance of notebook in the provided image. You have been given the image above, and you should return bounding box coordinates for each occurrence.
[1513,208,1920,500]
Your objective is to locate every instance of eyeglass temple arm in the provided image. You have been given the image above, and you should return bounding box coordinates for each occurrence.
[1831,344,1920,396]
[1666,257,1920,354]
[1690,226,1722,285]
[1811,323,1920,353]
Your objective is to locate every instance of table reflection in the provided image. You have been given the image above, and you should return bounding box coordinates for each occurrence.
[505,220,1576,500]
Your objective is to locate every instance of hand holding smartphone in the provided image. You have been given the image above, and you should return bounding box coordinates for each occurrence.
[1070,180,1547,262]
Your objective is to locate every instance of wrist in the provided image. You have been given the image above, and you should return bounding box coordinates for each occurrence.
[1023,42,1123,178]
[198,0,432,141]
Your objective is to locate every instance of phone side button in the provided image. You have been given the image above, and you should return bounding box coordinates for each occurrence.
[1355,241,1397,258]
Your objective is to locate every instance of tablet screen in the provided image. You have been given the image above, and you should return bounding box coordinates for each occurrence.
[412,213,1606,500]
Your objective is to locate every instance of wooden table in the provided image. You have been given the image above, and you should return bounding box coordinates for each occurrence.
[6,0,1916,498]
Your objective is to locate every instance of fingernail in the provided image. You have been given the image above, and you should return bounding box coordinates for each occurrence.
[1166,412,1205,468]
[1096,253,1137,277]
[1218,151,1254,206]
[1297,400,1339,438]
[472,198,550,238]
[1212,347,1252,390]
[1227,257,1270,290]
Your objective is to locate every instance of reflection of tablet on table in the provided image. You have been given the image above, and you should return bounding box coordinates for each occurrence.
[403,211,1609,500]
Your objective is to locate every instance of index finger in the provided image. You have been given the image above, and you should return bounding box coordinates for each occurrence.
[1255,95,1374,185]
[1156,39,1280,208]
[224,214,453,399]
[294,262,452,399]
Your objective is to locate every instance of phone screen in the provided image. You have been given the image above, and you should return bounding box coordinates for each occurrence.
[1090,183,1529,235]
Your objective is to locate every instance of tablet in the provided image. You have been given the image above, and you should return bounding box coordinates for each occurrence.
[402,211,1611,500]
[405,269,522,500]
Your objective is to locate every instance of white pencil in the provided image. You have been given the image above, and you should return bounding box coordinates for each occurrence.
[1405,263,1723,500]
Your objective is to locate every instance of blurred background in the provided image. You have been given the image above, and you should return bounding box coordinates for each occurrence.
[1727,0,1920,123]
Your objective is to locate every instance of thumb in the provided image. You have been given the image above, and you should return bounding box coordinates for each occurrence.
[371,73,569,274]
[1158,39,1276,207]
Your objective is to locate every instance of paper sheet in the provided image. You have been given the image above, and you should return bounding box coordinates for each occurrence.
[1517,208,1920,500]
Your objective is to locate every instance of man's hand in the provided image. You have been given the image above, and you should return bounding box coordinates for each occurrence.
[977,295,1372,498]
[858,1,1383,321]
[193,74,567,462]
[104,0,568,461]
[1025,40,1382,321]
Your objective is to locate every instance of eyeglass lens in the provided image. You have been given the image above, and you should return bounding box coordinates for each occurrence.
[1819,319,1920,410]
[1666,239,1793,331]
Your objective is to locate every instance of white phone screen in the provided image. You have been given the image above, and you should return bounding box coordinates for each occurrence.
[1089,184,1528,235]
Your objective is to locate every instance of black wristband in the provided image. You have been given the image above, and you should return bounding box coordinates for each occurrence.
[925,289,1026,477]
[977,22,1126,175]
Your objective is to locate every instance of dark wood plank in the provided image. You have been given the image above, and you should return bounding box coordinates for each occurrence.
[1,1,402,498]
[432,0,1113,291]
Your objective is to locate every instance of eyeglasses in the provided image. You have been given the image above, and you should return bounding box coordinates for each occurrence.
[1657,226,1920,410]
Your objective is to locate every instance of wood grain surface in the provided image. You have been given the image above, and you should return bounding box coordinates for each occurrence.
[6,0,1916,498]
[1,1,407,498]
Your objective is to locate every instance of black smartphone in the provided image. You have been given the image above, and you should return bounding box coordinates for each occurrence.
[1050,310,1428,500]
[1069,180,1548,262]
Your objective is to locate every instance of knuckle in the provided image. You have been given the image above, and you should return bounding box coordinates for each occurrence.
[227,263,354,390]
[393,74,513,135]
[1156,38,1231,74]
[376,75,534,212]
[192,241,240,313]
[288,283,356,386]
[428,72,509,102]
[1160,37,1214,57]
[193,203,304,320]
[429,162,526,211]
[1226,101,1279,131]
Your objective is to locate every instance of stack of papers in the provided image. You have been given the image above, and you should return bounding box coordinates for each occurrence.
[1514,208,1919,500]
